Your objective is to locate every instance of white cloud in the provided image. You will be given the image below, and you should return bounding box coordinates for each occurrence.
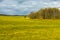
[48,2,60,7]
[44,2,48,5]
[0,3,7,6]
[0,0,60,15]
[52,2,58,4]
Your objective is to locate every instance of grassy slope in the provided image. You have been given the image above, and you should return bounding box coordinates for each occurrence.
[0,16,60,40]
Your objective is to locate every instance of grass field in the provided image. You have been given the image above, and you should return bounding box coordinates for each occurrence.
[0,16,60,40]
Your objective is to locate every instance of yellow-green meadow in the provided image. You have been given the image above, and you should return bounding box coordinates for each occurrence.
[0,16,60,40]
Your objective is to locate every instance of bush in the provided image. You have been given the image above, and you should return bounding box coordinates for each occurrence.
[28,12,39,19]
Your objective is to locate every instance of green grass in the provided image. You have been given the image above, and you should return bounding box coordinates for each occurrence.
[0,16,60,40]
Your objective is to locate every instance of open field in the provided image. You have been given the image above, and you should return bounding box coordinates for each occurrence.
[0,16,60,40]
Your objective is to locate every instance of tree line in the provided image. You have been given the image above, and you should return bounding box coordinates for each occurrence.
[28,8,60,19]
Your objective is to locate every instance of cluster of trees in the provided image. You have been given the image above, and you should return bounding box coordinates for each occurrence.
[28,8,60,19]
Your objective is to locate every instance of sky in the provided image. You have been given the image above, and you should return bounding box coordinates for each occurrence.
[0,0,60,15]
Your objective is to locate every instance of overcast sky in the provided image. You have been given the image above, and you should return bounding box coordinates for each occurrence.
[0,0,60,15]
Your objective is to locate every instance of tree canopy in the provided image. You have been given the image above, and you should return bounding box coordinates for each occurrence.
[28,8,60,19]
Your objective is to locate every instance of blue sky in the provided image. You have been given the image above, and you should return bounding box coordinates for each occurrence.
[0,0,60,15]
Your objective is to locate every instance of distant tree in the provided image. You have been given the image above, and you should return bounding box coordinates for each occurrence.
[40,8,60,19]
[28,12,39,19]
[28,8,60,19]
